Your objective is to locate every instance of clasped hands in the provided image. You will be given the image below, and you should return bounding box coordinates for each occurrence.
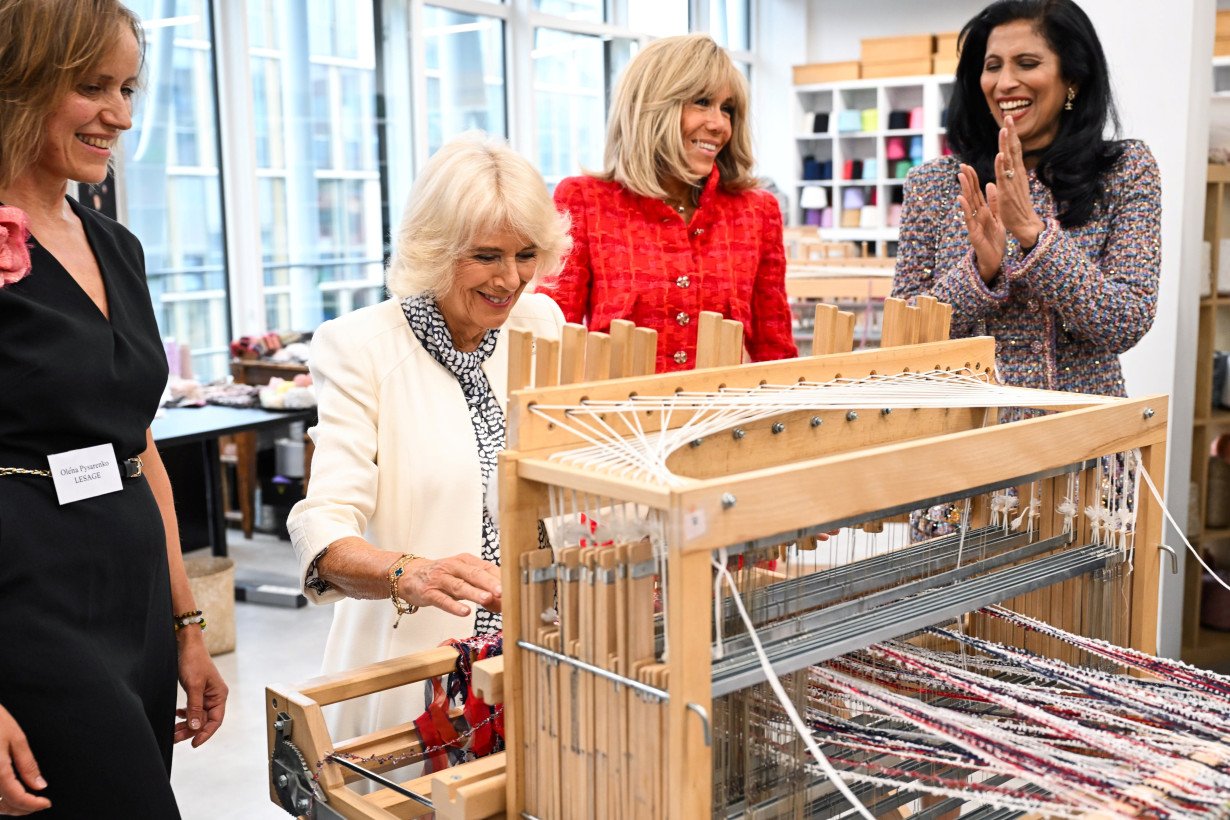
[956,115,1047,284]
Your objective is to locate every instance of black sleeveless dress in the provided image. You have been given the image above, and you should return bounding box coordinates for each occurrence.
[0,198,180,817]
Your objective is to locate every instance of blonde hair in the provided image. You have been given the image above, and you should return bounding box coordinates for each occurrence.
[599,34,756,199]
[386,133,572,299]
[0,0,144,189]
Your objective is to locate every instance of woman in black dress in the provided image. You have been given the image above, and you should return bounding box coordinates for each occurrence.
[0,1,228,815]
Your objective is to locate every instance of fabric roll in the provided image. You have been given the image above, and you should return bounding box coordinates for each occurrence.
[909,135,924,161]
[799,185,828,209]
[838,110,863,132]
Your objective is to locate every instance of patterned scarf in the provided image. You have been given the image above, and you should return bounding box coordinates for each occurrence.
[401,295,503,635]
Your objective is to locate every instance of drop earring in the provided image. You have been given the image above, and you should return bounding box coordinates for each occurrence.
[1064,87,1075,111]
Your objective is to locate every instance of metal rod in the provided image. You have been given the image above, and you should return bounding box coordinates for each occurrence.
[711,543,1119,695]
[517,640,669,701]
[327,755,434,809]
[719,532,1074,655]
[685,702,712,746]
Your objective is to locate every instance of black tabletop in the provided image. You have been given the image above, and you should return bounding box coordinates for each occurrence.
[151,405,315,448]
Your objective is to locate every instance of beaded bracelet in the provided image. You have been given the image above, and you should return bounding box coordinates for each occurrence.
[174,609,207,632]
[387,554,421,629]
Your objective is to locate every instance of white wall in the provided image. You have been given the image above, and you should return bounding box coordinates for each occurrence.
[755,0,1216,657]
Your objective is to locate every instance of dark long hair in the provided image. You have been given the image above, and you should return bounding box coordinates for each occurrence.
[946,0,1123,228]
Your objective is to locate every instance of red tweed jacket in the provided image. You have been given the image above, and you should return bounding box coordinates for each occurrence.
[535,170,797,373]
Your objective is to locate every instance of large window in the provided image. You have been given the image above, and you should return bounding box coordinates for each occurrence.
[125,0,229,380]
[533,29,609,185]
[422,6,507,154]
[250,0,385,333]
[119,0,751,364]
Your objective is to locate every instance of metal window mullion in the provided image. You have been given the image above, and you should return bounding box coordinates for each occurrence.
[212,0,265,336]
[507,0,534,153]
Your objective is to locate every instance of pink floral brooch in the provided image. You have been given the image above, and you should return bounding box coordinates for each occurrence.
[0,206,32,288]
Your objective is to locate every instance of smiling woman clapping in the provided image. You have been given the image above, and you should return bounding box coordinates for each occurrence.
[891,0,1160,399]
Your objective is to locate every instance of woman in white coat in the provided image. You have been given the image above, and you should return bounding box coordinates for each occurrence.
[287,133,570,741]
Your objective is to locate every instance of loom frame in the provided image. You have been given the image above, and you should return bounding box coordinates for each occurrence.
[499,336,1169,819]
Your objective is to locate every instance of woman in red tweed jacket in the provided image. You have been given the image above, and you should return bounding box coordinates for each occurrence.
[535,34,797,373]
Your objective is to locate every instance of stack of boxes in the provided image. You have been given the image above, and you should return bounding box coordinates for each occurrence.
[791,29,962,85]
[859,34,934,79]
[933,31,961,75]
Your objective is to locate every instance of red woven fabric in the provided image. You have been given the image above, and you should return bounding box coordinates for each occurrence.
[536,170,797,373]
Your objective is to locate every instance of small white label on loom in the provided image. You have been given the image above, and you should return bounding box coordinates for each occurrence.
[683,506,708,540]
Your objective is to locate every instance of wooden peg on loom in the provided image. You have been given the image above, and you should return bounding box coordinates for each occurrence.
[880,296,921,348]
[631,328,657,376]
[914,295,953,343]
[533,337,560,388]
[507,328,535,391]
[559,322,588,384]
[608,320,635,379]
[811,303,855,355]
[717,318,744,366]
[584,331,611,381]
[694,310,724,369]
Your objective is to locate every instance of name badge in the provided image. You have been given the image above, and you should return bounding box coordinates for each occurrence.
[47,443,124,505]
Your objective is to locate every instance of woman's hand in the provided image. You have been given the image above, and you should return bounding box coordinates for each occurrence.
[994,116,1047,250]
[956,163,1006,283]
[399,553,502,617]
[174,634,228,747]
[0,705,50,815]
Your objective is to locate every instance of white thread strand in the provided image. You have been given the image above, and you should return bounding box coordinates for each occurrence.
[712,558,876,820]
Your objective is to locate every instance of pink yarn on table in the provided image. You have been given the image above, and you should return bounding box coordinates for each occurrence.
[0,205,32,288]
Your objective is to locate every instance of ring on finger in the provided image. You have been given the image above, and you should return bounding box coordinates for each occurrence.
[970,208,978,218]
[1005,168,1015,180]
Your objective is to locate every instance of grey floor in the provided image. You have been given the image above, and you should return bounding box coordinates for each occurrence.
[171,535,334,820]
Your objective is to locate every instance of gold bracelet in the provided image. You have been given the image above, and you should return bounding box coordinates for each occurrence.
[387,554,421,629]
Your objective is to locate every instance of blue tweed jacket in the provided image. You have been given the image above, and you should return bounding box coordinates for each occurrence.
[891,140,1161,396]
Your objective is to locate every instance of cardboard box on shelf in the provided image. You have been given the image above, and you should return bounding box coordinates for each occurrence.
[1218,35,1230,58]
[935,31,961,58]
[1218,9,1230,37]
[932,55,959,76]
[793,61,860,85]
[861,57,932,79]
[861,34,935,63]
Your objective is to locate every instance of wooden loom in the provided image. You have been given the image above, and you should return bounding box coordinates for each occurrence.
[268,317,1181,818]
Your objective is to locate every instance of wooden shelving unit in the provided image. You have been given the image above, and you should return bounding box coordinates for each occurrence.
[1182,163,1230,669]
[792,74,952,255]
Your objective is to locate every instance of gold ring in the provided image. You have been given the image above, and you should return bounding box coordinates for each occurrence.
[1005,168,1015,180]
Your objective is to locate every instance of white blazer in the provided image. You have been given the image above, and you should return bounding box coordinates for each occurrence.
[287,293,564,741]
